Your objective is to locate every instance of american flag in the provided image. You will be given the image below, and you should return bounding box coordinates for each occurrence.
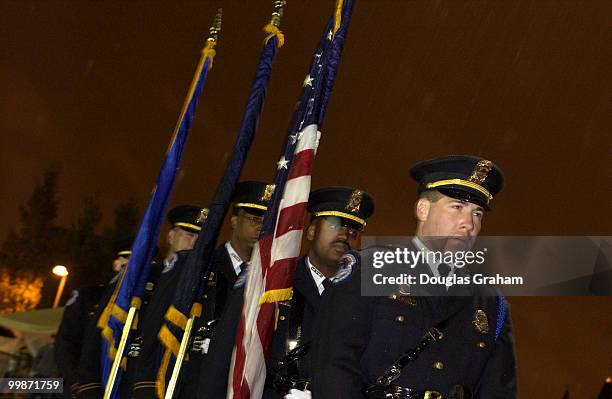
[227,1,355,398]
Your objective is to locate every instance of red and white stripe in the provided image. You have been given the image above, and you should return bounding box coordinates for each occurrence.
[227,124,320,399]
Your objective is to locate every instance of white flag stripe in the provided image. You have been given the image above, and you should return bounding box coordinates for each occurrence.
[244,327,266,398]
[271,230,303,264]
[279,175,311,209]
[295,124,319,153]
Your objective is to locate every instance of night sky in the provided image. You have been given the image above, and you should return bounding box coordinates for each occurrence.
[1,1,611,397]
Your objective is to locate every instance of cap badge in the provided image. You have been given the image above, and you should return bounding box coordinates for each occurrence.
[472,309,489,334]
[196,208,209,224]
[261,184,276,202]
[468,160,493,185]
[345,189,363,213]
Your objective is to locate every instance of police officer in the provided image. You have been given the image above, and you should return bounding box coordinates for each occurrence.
[214,181,274,316]
[178,181,273,399]
[310,155,517,399]
[267,186,375,399]
[55,237,131,398]
[194,186,375,399]
[128,204,206,398]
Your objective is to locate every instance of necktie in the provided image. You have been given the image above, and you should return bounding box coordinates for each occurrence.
[239,262,247,274]
[438,263,451,278]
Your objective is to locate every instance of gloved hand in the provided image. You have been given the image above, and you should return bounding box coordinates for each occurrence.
[284,389,312,399]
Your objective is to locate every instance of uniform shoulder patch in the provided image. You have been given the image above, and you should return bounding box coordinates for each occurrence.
[330,251,358,285]
[65,290,79,307]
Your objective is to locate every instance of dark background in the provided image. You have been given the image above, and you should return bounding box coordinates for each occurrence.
[1,1,611,397]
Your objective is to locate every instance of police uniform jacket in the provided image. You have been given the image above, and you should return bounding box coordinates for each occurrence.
[264,256,323,398]
[310,247,517,399]
[55,285,106,397]
[176,244,235,399]
[75,262,161,399]
[128,251,191,398]
[195,256,321,399]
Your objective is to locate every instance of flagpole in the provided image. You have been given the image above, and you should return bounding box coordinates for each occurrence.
[161,10,223,399]
[163,2,287,395]
[103,306,137,399]
[164,314,195,399]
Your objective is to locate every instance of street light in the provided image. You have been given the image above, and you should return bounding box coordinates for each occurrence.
[52,265,69,308]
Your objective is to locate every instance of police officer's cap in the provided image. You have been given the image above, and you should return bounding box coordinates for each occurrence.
[112,235,159,258]
[232,181,274,215]
[307,187,375,228]
[112,236,134,258]
[167,205,207,233]
[410,155,504,210]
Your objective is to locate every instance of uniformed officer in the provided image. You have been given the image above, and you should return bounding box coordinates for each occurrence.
[127,204,206,398]
[214,181,274,316]
[178,181,273,399]
[194,186,375,399]
[55,237,132,398]
[310,155,517,399]
[267,186,375,399]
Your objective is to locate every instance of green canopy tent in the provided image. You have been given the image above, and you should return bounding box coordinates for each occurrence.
[0,308,64,334]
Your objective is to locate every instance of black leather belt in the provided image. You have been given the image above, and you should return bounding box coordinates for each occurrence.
[391,386,442,399]
[364,384,442,399]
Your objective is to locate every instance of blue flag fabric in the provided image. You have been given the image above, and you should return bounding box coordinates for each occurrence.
[229,1,355,396]
[99,43,216,399]
[153,29,283,399]
[262,0,354,237]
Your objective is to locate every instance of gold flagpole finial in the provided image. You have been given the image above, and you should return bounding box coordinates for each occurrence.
[264,1,286,48]
[208,8,223,43]
[202,8,222,69]
[270,1,286,27]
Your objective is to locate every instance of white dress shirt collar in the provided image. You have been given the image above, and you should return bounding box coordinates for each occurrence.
[306,257,327,295]
[225,241,247,276]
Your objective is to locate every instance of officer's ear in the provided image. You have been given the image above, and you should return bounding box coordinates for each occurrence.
[415,197,431,222]
[230,214,239,230]
[306,218,318,242]
[167,228,176,245]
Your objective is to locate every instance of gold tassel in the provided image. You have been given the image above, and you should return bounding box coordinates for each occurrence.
[202,39,217,69]
[263,23,285,48]
[259,288,293,305]
[333,0,344,35]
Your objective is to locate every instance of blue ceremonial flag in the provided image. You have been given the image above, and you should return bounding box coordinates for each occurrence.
[229,1,355,397]
[154,21,285,399]
[97,33,219,398]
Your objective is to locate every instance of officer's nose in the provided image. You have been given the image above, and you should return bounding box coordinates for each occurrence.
[458,209,474,233]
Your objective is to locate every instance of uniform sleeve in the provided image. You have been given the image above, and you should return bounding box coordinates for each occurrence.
[310,269,373,399]
[54,290,85,392]
[475,303,517,399]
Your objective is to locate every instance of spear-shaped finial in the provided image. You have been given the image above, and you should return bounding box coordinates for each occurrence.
[208,8,222,43]
[202,8,221,68]
[264,1,286,47]
[270,0,286,27]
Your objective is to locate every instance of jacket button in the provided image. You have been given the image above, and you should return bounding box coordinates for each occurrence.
[478,341,486,348]
[433,361,444,370]
[203,294,208,299]
[394,315,405,323]
[279,315,286,321]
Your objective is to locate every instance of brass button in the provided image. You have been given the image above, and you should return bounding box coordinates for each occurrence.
[394,315,405,323]
[203,294,208,299]
[433,361,444,370]
[478,341,486,348]
[279,315,286,321]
